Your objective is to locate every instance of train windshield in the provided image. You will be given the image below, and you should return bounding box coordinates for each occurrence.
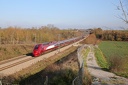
[34,45,39,49]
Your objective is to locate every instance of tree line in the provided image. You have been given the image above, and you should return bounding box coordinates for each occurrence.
[0,26,82,44]
[94,28,128,41]
[94,0,128,41]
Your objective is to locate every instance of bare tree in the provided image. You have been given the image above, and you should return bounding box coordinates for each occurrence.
[117,0,128,24]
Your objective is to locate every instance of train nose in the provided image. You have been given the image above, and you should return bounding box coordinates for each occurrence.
[33,50,40,57]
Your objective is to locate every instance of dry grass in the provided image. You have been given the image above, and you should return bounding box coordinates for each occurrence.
[0,44,34,61]
[80,34,101,45]
[109,56,128,77]
[82,47,92,85]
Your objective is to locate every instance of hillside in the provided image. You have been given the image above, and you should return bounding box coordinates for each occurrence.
[0,44,34,61]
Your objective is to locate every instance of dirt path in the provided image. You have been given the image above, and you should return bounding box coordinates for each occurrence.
[86,45,128,85]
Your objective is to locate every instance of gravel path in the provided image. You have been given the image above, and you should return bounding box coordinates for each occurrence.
[86,45,128,85]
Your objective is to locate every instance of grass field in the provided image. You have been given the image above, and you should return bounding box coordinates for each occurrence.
[99,41,128,58]
[98,41,128,77]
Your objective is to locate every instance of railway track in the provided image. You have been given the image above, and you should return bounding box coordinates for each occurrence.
[0,55,26,65]
[0,55,34,71]
[0,48,63,72]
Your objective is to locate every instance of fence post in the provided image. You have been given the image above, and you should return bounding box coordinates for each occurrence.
[44,76,48,85]
[72,77,78,85]
[0,80,2,85]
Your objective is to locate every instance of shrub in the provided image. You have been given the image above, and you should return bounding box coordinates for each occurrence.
[108,55,126,73]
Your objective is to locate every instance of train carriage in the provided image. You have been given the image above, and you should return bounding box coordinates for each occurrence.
[32,36,83,57]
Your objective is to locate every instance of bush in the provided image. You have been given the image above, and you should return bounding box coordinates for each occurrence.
[108,55,126,73]
[81,34,97,44]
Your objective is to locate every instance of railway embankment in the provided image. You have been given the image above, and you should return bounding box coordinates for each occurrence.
[0,46,78,85]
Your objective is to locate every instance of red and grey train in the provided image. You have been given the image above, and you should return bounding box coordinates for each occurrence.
[32,36,83,57]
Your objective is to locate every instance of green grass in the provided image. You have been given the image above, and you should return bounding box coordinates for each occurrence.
[94,47,109,70]
[99,41,128,77]
[83,47,90,59]
[99,41,128,58]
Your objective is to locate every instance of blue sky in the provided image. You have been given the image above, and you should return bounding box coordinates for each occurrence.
[0,0,127,29]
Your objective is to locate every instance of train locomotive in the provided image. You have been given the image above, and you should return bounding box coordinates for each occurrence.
[32,36,83,57]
